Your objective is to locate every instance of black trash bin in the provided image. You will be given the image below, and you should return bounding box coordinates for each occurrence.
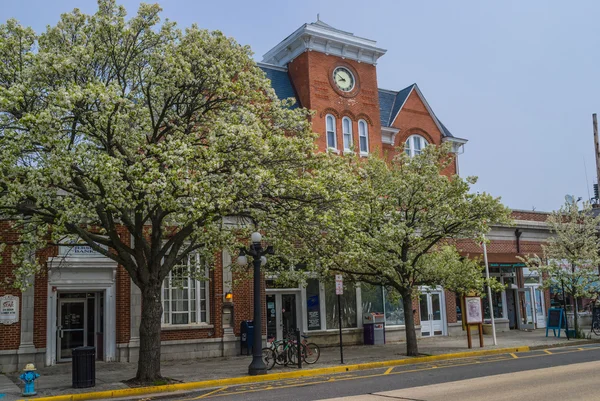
[72,346,95,388]
[240,320,254,355]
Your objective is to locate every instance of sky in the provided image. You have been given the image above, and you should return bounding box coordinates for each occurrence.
[2,0,599,212]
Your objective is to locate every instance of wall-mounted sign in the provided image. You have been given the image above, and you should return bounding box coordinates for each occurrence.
[58,241,108,257]
[0,295,19,325]
[465,296,483,324]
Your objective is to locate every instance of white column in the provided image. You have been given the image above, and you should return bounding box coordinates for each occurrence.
[18,278,37,367]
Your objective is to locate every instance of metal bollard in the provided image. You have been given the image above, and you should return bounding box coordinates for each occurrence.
[19,363,40,396]
[296,329,302,369]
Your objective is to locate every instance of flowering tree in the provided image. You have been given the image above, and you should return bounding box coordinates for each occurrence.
[521,201,600,336]
[311,145,510,356]
[0,1,350,382]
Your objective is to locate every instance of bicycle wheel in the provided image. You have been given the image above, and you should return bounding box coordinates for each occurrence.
[303,342,320,364]
[274,342,288,365]
[593,321,600,336]
[287,343,299,365]
[262,347,276,370]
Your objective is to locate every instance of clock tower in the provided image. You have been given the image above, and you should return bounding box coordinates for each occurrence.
[262,20,387,155]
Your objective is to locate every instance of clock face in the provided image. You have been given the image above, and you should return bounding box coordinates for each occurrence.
[333,67,355,92]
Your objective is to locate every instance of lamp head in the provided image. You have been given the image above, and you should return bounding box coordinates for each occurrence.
[251,232,262,244]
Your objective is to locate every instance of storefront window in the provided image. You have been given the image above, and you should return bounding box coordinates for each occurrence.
[361,283,384,313]
[483,291,504,320]
[384,288,405,326]
[306,279,321,331]
[455,294,463,323]
[325,281,357,329]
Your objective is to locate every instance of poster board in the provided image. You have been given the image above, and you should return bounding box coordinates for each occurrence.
[0,295,19,325]
[465,296,483,324]
[546,308,564,337]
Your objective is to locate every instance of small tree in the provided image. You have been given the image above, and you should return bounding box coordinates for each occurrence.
[310,145,510,356]
[0,1,349,382]
[521,201,600,336]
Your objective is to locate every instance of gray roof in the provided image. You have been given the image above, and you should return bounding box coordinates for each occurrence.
[258,64,299,108]
[378,84,454,138]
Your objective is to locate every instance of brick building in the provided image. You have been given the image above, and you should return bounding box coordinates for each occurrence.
[0,20,552,372]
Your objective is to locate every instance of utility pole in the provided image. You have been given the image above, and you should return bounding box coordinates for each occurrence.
[593,114,600,201]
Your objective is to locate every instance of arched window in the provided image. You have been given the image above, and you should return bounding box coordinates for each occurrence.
[326,114,337,150]
[358,120,369,154]
[405,135,428,157]
[342,117,353,151]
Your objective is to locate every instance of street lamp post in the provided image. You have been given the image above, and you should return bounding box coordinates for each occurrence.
[237,232,274,376]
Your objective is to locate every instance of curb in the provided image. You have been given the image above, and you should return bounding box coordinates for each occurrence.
[19,346,532,401]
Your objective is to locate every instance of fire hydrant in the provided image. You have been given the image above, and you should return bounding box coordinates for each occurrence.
[19,363,40,396]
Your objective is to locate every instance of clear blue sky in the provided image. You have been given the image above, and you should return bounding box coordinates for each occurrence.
[3,0,599,212]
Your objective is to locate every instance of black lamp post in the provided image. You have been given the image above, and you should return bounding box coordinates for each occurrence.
[237,232,274,376]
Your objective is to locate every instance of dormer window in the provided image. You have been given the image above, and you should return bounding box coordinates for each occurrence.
[326,114,337,150]
[342,117,353,152]
[405,135,428,157]
[358,120,369,155]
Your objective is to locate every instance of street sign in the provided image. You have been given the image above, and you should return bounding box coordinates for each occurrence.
[335,275,343,295]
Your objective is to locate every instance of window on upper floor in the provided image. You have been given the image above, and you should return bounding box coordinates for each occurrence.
[326,114,337,150]
[405,135,428,157]
[342,117,353,152]
[358,120,369,155]
[162,253,209,325]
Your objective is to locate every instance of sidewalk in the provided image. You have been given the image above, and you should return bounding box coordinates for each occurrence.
[1,329,594,399]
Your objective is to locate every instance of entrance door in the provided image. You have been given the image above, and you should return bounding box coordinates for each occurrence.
[533,287,546,328]
[518,289,535,330]
[265,292,299,342]
[58,299,86,361]
[420,292,443,337]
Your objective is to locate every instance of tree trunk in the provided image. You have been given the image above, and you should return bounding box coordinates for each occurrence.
[136,283,163,382]
[401,288,419,356]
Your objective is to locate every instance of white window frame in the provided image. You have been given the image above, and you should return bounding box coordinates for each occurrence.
[358,119,369,155]
[342,117,353,152]
[405,134,428,157]
[326,114,337,151]
[161,253,210,326]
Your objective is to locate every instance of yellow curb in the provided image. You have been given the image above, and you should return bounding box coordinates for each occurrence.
[21,346,530,401]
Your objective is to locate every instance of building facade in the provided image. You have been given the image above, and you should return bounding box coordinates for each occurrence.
[0,20,551,372]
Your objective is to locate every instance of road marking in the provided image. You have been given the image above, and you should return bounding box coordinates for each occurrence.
[180,345,600,400]
[192,386,228,399]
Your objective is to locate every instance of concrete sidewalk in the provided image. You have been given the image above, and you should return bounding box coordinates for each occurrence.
[1,329,594,399]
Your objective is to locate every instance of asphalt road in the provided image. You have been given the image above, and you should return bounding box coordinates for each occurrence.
[149,344,600,401]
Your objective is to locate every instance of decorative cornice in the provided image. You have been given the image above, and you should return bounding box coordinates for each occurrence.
[262,22,387,67]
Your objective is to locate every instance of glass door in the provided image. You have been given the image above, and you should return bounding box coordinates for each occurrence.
[533,287,546,328]
[420,292,444,337]
[281,294,297,339]
[58,299,87,361]
[518,289,535,330]
[266,294,277,343]
[265,292,299,342]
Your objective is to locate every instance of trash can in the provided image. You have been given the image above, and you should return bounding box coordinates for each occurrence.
[240,320,254,355]
[72,346,95,388]
[363,313,385,345]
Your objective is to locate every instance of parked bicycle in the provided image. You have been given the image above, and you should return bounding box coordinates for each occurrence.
[261,333,320,370]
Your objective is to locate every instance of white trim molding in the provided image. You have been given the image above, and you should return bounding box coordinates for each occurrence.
[262,21,386,66]
[381,126,400,145]
[46,256,117,366]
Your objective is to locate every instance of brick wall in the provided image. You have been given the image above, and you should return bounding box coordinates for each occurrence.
[445,290,458,323]
[0,222,21,350]
[288,51,383,157]
[231,269,266,337]
[386,90,457,176]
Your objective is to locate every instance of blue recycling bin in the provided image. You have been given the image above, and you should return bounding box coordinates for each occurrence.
[240,320,254,355]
